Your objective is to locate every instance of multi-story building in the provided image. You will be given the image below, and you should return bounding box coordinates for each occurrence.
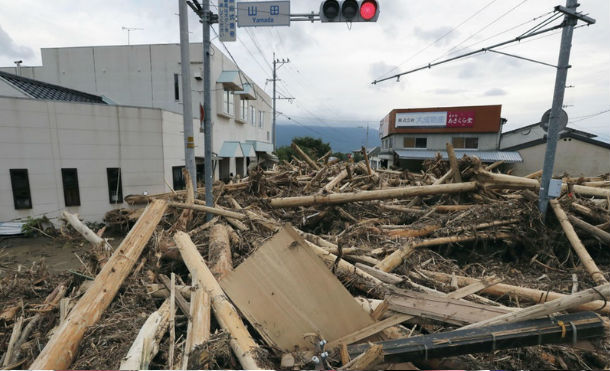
[0,43,273,224]
[379,105,522,169]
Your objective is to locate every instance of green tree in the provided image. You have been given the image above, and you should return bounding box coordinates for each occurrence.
[275,137,331,163]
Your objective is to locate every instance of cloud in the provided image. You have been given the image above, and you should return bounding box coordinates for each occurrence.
[458,63,477,79]
[432,88,466,95]
[413,26,458,46]
[484,88,507,96]
[369,61,399,81]
[0,25,35,59]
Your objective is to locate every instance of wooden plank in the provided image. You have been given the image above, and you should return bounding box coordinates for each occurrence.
[327,315,412,350]
[340,344,383,370]
[388,290,510,326]
[220,226,375,352]
[30,199,168,370]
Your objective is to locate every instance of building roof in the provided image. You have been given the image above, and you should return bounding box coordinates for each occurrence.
[503,131,610,151]
[395,149,523,163]
[0,71,107,104]
[501,122,597,138]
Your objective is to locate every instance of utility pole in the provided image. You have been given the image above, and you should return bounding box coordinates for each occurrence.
[270,53,292,150]
[202,0,214,216]
[121,26,143,45]
[538,0,595,217]
[178,0,197,194]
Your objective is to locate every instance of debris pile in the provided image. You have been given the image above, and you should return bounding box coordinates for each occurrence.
[1,143,609,370]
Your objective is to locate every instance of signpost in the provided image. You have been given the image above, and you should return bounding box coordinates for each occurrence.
[219,0,237,42]
[237,1,291,27]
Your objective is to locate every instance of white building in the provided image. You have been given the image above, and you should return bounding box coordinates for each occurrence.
[0,43,273,223]
[0,43,274,180]
[500,124,610,177]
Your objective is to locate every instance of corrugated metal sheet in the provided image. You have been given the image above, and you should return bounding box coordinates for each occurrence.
[395,150,523,163]
[217,71,242,91]
[219,141,244,158]
[0,222,25,235]
[247,140,274,153]
[0,71,107,104]
[234,83,256,100]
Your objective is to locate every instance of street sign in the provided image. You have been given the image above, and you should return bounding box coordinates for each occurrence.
[541,108,568,132]
[237,1,290,27]
[219,0,237,42]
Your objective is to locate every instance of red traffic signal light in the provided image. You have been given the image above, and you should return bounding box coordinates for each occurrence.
[320,0,380,22]
[360,0,378,21]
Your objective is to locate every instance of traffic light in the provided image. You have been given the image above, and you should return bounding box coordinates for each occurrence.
[320,0,379,22]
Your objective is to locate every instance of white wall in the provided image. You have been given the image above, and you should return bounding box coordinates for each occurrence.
[0,97,168,223]
[388,132,500,151]
[510,138,610,176]
[500,125,546,149]
[0,79,28,98]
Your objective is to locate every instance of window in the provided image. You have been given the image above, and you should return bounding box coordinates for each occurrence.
[258,111,264,128]
[9,169,32,209]
[452,137,479,149]
[61,168,81,207]
[107,168,123,204]
[250,106,256,126]
[223,91,234,115]
[403,137,427,148]
[172,166,186,191]
[241,99,248,121]
[174,73,180,101]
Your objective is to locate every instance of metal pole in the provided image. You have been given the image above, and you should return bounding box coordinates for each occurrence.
[272,53,277,150]
[202,0,214,217]
[538,0,578,217]
[179,0,197,195]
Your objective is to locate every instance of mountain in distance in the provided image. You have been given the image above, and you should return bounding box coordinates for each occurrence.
[277,124,381,153]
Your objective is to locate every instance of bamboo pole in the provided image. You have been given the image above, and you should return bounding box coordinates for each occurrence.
[120,299,171,370]
[568,214,610,244]
[446,143,462,183]
[30,199,168,370]
[462,284,610,329]
[170,201,246,220]
[270,182,477,208]
[375,232,512,273]
[420,270,610,314]
[173,232,262,370]
[291,142,320,170]
[550,200,608,285]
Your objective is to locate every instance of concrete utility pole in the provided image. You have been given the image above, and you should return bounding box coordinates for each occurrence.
[538,0,590,217]
[270,53,291,150]
[202,0,214,215]
[178,0,197,194]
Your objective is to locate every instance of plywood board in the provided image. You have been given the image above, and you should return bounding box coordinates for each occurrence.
[220,225,374,352]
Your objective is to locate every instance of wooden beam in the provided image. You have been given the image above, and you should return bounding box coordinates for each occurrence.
[550,200,608,285]
[173,232,263,370]
[340,344,383,370]
[170,201,246,220]
[270,182,477,208]
[30,200,168,370]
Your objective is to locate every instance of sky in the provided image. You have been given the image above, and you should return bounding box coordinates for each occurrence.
[0,0,608,142]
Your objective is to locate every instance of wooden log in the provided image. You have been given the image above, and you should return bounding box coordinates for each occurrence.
[461,283,610,329]
[175,168,195,230]
[30,199,168,370]
[182,282,211,369]
[446,143,462,183]
[569,214,610,244]
[173,232,262,370]
[550,200,608,285]
[388,224,441,238]
[354,263,404,285]
[564,184,610,198]
[340,344,383,370]
[375,233,512,273]
[62,210,111,250]
[172,201,246,220]
[476,170,540,189]
[159,274,190,319]
[304,167,328,192]
[188,215,220,236]
[362,146,373,176]
[119,299,171,370]
[270,182,477,208]
[3,316,23,367]
[485,160,504,171]
[208,224,233,280]
[419,270,610,314]
[322,169,348,194]
[572,203,608,224]
[168,273,176,370]
[291,142,320,170]
[524,169,543,179]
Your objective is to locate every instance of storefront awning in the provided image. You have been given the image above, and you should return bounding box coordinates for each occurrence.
[246,140,274,153]
[240,142,256,158]
[395,150,523,163]
[217,71,242,91]
[219,141,244,158]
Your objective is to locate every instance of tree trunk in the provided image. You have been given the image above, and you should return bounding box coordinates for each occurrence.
[446,143,462,183]
[120,299,171,370]
[30,200,168,370]
[62,210,110,250]
[550,200,608,285]
[270,182,477,208]
[173,232,263,370]
[209,224,233,280]
[568,214,610,244]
